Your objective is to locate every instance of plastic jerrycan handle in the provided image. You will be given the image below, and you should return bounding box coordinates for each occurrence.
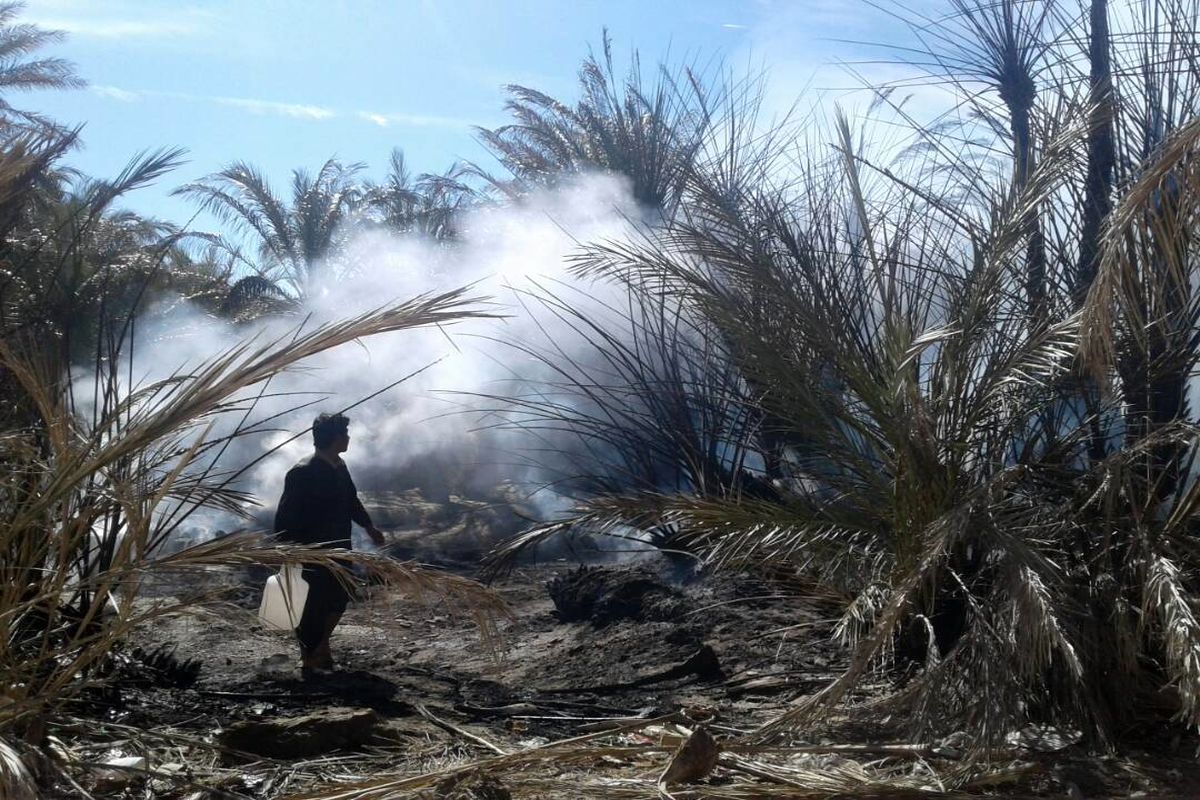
[257,564,310,630]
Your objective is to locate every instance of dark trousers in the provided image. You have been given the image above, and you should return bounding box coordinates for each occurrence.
[295,564,351,655]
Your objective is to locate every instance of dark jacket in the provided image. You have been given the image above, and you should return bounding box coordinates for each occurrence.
[273,455,373,548]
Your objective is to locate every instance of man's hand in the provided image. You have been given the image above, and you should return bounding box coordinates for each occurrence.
[366,525,386,547]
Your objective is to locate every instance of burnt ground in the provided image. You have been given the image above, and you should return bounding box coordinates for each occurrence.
[53,560,1200,799]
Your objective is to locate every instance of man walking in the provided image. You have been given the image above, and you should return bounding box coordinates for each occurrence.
[274,412,385,675]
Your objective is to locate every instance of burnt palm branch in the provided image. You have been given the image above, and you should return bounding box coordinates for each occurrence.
[468,278,764,512]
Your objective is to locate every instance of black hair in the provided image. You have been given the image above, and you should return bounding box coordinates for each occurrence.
[312,412,350,449]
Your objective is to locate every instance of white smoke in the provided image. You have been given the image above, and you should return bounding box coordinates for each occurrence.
[136,174,644,542]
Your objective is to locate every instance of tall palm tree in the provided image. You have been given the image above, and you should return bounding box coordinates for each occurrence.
[475,31,711,218]
[174,158,364,304]
[0,2,83,130]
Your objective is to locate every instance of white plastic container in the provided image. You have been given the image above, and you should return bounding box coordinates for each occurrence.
[257,565,309,630]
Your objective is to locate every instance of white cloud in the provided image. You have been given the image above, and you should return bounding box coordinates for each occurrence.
[356,110,475,129]
[359,112,391,128]
[216,96,336,121]
[87,85,338,122]
[24,0,218,40]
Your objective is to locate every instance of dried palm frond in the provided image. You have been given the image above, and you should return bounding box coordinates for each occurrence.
[1143,555,1200,725]
[284,714,1019,799]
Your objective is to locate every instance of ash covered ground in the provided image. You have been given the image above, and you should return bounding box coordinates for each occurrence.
[53,558,1200,799]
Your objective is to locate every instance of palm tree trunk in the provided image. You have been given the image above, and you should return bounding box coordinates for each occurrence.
[1079,0,1116,463]
[1011,101,1046,317]
[1076,0,1115,304]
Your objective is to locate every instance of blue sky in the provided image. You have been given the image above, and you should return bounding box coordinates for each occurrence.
[21,0,929,229]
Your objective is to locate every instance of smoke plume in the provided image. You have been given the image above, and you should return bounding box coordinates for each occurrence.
[137,175,644,553]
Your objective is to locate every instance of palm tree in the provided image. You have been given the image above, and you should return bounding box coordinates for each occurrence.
[475,31,711,218]
[487,0,1200,754]
[1,144,187,368]
[0,2,83,130]
[174,157,364,304]
[363,148,473,242]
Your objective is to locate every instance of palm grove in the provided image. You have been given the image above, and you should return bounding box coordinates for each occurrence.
[2,0,1200,772]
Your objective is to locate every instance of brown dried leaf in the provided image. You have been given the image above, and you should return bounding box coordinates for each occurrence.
[658,725,719,790]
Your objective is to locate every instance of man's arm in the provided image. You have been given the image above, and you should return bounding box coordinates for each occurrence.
[347,470,385,547]
[274,466,313,542]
